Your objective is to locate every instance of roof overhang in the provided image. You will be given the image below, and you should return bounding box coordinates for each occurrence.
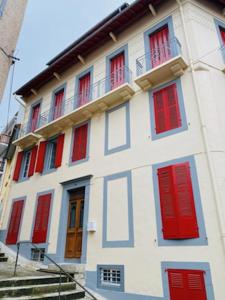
[15,0,225,98]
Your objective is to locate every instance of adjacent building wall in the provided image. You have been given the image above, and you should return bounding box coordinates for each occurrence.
[0,0,27,101]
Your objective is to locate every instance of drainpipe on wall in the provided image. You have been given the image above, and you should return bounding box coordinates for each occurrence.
[176,0,225,260]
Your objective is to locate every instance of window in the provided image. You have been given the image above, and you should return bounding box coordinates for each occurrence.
[44,139,57,171]
[35,134,65,173]
[157,162,199,240]
[21,151,31,179]
[71,123,88,162]
[30,103,40,132]
[153,83,181,134]
[220,26,225,46]
[97,265,124,292]
[31,248,45,261]
[32,193,52,243]
[6,200,24,245]
[168,269,207,300]
[110,52,125,90]
[78,73,91,107]
[52,89,64,120]
[149,25,171,68]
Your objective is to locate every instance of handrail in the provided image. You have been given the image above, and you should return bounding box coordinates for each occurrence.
[14,241,98,300]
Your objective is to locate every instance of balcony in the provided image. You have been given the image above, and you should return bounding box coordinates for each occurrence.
[13,122,41,149]
[35,66,135,138]
[135,38,188,91]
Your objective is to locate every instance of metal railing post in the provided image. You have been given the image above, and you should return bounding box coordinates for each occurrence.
[13,242,20,277]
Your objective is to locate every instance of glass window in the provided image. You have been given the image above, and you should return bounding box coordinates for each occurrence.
[44,139,57,171]
[21,151,31,179]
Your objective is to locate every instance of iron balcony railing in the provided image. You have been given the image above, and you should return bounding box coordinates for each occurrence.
[38,66,132,128]
[17,66,132,139]
[136,37,182,76]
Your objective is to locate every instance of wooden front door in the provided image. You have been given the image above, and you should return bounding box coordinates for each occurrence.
[65,190,84,258]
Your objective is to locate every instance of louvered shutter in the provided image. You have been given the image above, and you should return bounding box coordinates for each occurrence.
[153,83,181,134]
[72,124,88,162]
[149,25,171,68]
[6,200,24,244]
[110,52,125,90]
[166,84,181,130]
[53,89,64,120]
[30,104,40,132]
[78,73,91,107]
[32,193,51,243]
[154,89,167,133]
[13,151,24,181]
[168,269,207,300]
[55,134,65,168]
[28,146,38,177]
[35,141,47,173]
[157,166,179,238]
[220,27,225,45]
[173,163,199,238]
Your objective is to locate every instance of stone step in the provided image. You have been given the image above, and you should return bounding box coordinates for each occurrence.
[0,257,8,262]
[0,282,76,298]
[0,275,69,288]
[38,268,75,276]
[1,289,85,299]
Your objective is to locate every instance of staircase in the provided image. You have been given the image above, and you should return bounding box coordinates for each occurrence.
[0,275,85,299]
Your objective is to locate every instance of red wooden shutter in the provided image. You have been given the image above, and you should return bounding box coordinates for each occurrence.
[6,200,24,244]
[13,151,24,181]
[30,104,40,132]
[110,52,125,90]
[168,269,207,300]
[150,25,171,68]
[28,146,38,177]
[157,162,199,239]
[72,124,88,162]
[55,134,65,168]
[172,163,199,238]
[154,83,181,134]
[157,166,180,239]
[78,73,91,107]
[53,89,64,120]
[32,193,51,243]
[35,141,47,173]
[220,27,225,45]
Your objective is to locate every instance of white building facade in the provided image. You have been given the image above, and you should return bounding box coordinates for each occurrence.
[1,0,225,299]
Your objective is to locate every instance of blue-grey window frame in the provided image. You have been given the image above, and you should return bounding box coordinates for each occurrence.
[152,155,207,246]
[49,83,67,123]
[0,0,7,17]
[103,170,134,248]
[27,98,42,134]
[18,148,32,182]
[161,261,215,300]
[214,18,225,62]
[29,189,54,260]
[149,78,188,140]
[69,120,91,166]
[42,135,59,175]
[105,44,129,93]
[97,265,125,292]
[105,101,131,156]
[143,16,178,71]
[74,66,94,109]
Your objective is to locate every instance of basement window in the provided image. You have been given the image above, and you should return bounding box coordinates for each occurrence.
[31,248,45,262]
[97,265,124,292]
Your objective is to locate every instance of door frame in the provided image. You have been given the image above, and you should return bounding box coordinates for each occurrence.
[54,175,92,264]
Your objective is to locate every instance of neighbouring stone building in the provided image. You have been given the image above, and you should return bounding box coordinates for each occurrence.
[0,0,27,101]
[1,0,225,299]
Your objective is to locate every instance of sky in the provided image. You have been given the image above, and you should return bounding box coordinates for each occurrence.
[0,0,133,131]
